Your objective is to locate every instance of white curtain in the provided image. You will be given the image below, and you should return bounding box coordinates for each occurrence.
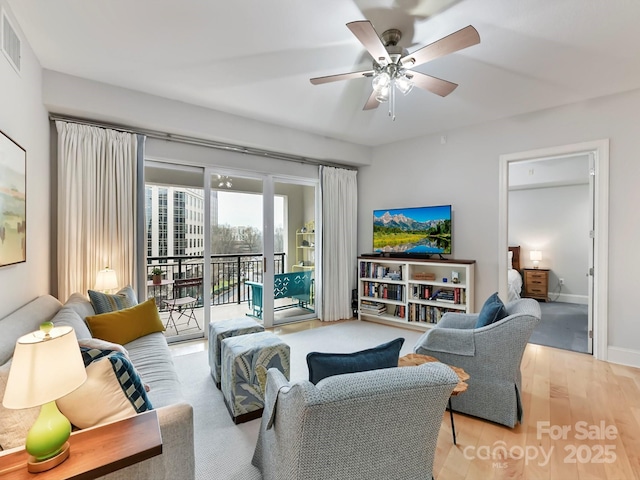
[56,121,138,300]
[320,166,358,321]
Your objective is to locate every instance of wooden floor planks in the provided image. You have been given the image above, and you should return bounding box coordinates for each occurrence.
[432,343,640,480]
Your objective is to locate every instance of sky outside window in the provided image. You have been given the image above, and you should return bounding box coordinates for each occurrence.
[217,192,284,229]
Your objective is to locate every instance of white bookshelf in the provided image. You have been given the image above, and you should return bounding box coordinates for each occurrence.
[357,256,475,331]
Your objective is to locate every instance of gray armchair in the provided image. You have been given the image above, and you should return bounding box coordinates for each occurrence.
[413,298,541,428]
[252,363,458,480]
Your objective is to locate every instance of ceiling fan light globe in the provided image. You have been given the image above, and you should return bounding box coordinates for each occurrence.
[375,86,389,103]
[395,74,414,95]
[372,72,391,92]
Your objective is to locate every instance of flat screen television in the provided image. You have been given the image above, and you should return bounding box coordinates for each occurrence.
[373,205,452,255]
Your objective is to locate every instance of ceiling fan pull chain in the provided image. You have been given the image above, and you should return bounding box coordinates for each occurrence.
[390,79,396,121]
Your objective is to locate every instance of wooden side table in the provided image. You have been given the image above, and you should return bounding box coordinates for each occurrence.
[0,410,162,479]
[523,268,549,301]
[398,353,469,445]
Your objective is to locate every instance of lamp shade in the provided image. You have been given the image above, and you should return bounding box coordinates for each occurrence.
[529,250,542,262]
[94,267,118,292]
[3,326,87,409]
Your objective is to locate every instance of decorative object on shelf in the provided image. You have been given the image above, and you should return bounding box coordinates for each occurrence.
[295,221,316,271]
[451,271,460,284]
[0,129,27,267]
[2,323,87,473]
[151,267,163,285]
[529,250,542,269]
[94,267,118,293]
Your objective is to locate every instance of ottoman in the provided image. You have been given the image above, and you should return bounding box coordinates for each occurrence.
[209,317,265,389]
[221,331,290,424]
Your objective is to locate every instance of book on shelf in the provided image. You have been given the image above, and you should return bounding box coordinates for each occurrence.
[360,300,386,315]
[360,261,403,281]
[407,303,460,323]
[361,300,385,309]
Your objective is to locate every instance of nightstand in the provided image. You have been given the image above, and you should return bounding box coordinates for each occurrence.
[0,410,162,479]
[522,268,549,302]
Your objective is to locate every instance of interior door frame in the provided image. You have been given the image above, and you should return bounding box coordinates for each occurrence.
[498,139,609,360]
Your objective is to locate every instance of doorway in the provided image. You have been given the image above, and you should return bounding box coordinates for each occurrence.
[508,155,590,353]
[498,140,609,360]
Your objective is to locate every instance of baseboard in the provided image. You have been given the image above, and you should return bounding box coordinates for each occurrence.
[549,293,588,305]
[607,346,640,369]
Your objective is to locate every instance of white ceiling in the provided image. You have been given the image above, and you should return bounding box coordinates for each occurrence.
[7,0,640,147]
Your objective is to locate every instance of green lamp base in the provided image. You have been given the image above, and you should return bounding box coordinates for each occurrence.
[25,401,72,473]
[27,441,70,473]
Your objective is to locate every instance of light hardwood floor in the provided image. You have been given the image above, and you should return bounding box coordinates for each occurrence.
[169,321,640,479]
[434,342,640,479]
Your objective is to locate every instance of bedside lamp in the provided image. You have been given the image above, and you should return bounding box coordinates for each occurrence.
[95,267,118,293]
[2,324,87,473]
[530,250,542,269]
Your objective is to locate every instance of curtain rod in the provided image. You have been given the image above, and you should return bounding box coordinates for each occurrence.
[49,113,358,171]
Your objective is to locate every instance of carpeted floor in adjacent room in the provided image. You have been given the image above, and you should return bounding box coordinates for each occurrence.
[528,301,588,353]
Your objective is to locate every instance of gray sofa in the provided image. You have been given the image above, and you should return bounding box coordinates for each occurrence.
[413,298,541,428]
[0,294,195,480]
[252,362,459,480]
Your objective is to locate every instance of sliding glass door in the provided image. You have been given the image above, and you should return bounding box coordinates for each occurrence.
[144,162,206,343]
[144,160,319,337]
[207,172,267,325]
[272,178,318,325]
[205,170,319,327]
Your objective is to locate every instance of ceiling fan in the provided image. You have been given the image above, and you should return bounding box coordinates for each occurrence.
[310,21,480,119]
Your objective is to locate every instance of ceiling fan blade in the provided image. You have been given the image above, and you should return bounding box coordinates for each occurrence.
[408,71,458,97]
[400,25,480,69]
[347,20,391,65]
[363,90,380,110]
[310,70,373,85]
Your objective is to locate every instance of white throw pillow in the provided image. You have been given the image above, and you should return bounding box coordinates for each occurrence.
[56,352,152,429]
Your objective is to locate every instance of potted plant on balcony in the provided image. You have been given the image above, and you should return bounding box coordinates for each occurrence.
[151,267,163,285]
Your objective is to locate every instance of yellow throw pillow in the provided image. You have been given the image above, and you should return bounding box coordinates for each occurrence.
[85,298,165,345]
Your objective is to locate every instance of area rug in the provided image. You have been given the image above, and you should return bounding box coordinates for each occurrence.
[529,301,588,353]
[172,320,422,479]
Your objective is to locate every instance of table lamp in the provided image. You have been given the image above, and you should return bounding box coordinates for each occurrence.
[530,250,542,269]
[2,323,87,473]
[94,267,119,293]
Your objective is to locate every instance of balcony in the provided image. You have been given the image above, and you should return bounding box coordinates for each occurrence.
[146,253,314,341]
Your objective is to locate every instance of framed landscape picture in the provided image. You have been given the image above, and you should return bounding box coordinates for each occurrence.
[0,130,26,267]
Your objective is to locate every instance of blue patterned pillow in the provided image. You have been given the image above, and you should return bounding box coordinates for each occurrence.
[88,285,138,314]
[306,337,405,385]
[56,351,152,429]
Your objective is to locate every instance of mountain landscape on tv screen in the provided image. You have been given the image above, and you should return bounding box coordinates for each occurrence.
[373,210,451,254]
[374,211,442,231]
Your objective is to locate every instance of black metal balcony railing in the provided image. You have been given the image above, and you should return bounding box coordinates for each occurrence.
[146,253,285,311]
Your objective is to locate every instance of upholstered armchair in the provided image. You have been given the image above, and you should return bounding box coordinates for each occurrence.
[413,298,541,428]
[252,363,459,480]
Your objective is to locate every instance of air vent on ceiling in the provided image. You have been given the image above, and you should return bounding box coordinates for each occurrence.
[2,9,21,74]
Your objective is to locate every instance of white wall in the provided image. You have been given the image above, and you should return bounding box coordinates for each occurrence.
[43,71,372,168]
[509,184,590,302]
[358,87,640,365]
[0,2,50,318]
